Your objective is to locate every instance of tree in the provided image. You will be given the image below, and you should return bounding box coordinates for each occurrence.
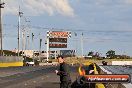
[106,50,116,59]
[88,51,94,56]
[94,52,100,57]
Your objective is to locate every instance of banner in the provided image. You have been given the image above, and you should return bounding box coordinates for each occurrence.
[83,74,130,83]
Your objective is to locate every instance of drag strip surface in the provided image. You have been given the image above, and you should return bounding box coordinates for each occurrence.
[0,66,57,87]
[0,66,78,88]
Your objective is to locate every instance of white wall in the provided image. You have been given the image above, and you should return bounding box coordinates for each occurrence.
[112,61,132,65]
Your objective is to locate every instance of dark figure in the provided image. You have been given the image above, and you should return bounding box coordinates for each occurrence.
[84,64,95,88]
[55,56,71,88]
[102,61,108,65]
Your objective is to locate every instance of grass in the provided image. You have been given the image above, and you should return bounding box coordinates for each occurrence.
[60,57,132,65]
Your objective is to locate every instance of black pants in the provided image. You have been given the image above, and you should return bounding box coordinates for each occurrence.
[60,81,71,88]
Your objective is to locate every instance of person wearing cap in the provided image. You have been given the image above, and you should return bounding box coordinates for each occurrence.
[55,56,71,88]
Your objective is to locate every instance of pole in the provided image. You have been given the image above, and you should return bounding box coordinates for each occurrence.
[81,33,84,57]
[27,35,29,50]
[46,32,49,63]
[0,0,4,56]
[23,30,26,56]
[27,29,30,50]
[75,32,78,56]
[18,6,23,56]
[26,20,30,50]
[32,33,34,59]
[46,37,49,63]
[39,33,41,61]
[22,29,24,57]
[18,7,20,56]
[39,38,42,61]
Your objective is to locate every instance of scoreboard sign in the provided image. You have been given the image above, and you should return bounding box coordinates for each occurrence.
[49,44,67,48]
[47,31,71,48]
[49,38,67,43]
[47,31,71,38]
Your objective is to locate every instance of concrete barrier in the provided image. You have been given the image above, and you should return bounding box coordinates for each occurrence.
[0,56,23,67]
[112,61,132,65]
[0,62,23,67]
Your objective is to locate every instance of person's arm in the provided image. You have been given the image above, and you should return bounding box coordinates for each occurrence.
[57,64,68,76]
[57,71,67,76]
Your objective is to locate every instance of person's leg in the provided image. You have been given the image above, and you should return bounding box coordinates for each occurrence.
[60,82,64,88]
[61,82,68,88]
[61,81,71,88]
[63,82,67,88]
[60,82,68,88]
[67,81,72,88]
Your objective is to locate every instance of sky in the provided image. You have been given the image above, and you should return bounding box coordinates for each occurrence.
[2,0,132,56]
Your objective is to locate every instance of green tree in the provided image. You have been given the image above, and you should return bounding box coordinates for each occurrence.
[88,51,94,56]
[106,50,116,59]
[94,52,100,58]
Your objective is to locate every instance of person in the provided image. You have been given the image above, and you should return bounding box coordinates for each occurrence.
[102,61,108,65]
[55,56,71,88]
[87,64,95,88]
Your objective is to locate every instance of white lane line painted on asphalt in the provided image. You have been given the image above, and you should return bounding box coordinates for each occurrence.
[99,66,112,74]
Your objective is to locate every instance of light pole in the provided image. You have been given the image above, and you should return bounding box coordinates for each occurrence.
[0,0,4,56]
[74,32,78,56]
[17,6,23,56]
[81,33,84,57]
[39,38,42,61]
[46,31,49,63]
[21,29,25,57]
[24,17,30,50]
[32,33,34,59]
[46,37,49,63]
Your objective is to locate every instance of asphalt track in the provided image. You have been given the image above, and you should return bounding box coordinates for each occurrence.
[0,66,78,88]
[1,65,132,88]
